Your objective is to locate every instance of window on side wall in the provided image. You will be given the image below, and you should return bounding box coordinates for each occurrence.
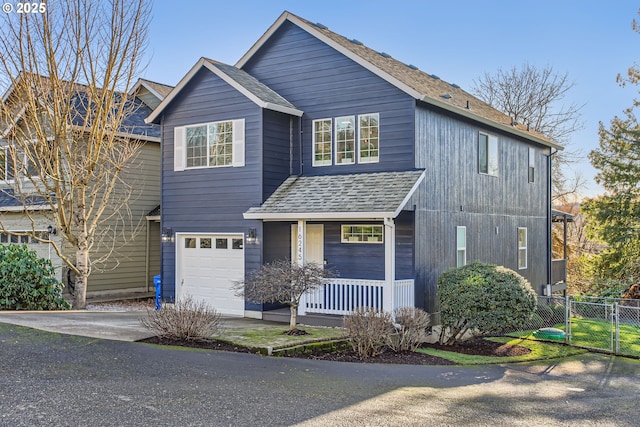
[518,227,527,269]
[456,226,466,267]
[312,118,332,166]
[479,132,498,176]
[359,113,379,163]
[528,147,535,183]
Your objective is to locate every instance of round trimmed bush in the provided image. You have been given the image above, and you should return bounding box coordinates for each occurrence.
[0,244,70,310]
[438,261,537,344]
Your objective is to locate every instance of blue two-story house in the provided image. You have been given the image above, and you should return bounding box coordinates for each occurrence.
[147,11,562,319]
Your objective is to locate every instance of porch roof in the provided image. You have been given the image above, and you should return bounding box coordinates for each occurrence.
[243,170,425,220]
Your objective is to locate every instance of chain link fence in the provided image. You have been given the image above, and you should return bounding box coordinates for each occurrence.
[505,295,640,358]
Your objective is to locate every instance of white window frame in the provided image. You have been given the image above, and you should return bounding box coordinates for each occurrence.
[528,147,535,183]
[335,116,355,165]
[312,118,332,167]
[456,226,466,267]
[479,132,498,176]
[174,119,244,171]
[518,227,527,269]
[341,224,384,244]
[358,113,379,164]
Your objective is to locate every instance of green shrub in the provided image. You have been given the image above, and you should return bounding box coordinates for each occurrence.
[438,261,537,345]
[388,307,431,352]
[343,307,394,358]
[0,244,70,310]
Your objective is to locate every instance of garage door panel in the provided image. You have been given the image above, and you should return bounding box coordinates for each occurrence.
[177,234,245,316]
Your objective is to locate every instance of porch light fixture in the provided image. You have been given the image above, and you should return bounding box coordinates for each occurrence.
[47,225,57,235]
[161,227,174,243]
[246,227,257,244]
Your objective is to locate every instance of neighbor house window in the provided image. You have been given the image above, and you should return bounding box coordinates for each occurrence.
[174,119,244,171]
[479,132,498,176]
[0,147,36,181]
[341,225,383,243]
[0,148,7,180]
[528,147,535,183]
[456,226,466,267]
[518,227,527,269]
[313,119,332,166]
[335,116,355,165]
[359,113,379,163]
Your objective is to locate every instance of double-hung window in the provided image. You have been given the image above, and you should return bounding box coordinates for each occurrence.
[518,227,527,269]
[456,226,466,267]
[174,119,244,171]
[313,119,332,166]
[359,113,379,163]
[335,116,355,165]
[0,146,38,181]
[479,132,498,176]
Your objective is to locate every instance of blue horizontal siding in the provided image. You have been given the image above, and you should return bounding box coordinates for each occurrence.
[242,20,415,175]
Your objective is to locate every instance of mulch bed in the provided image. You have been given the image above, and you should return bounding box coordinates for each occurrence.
[138,336,530,365]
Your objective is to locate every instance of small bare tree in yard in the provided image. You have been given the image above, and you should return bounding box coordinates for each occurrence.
[234,259,330,333]
[0,0,150,308]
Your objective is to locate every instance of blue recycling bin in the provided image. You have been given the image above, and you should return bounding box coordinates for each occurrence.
[153,275,162,310]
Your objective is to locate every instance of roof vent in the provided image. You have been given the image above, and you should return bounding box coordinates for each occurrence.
[350,39,363,46]
[314,22,328,30]
[450,83,460,89]
[441,94,452,99]
[430,74,440,80]
[379,51,392,58]
[407,64,419,70]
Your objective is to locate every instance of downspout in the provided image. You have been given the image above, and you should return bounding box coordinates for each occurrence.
[299,116,303,175]
[289,117,293,176]
[547,148,558,293]
[145,219,150,292]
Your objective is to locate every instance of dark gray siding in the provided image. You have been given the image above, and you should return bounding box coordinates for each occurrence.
[412,104,550,312]
[242,21,416,175]
[159,68,264,299]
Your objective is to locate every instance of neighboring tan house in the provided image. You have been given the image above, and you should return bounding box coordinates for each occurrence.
[147,11,565,319]
[0,76,172,298]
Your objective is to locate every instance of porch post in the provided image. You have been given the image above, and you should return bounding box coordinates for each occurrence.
[297,220,307,315]
[384,217,395,313]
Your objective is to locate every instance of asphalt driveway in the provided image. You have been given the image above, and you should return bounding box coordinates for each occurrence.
[1,321,639,426]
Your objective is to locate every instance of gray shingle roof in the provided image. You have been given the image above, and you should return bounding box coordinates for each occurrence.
[244,170,425,220]
[203,58,298,112]
[137,79,174,99]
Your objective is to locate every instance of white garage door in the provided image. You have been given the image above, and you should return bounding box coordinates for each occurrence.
[176,234,245,316]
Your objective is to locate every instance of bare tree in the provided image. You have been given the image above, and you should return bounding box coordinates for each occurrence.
[234,259,331,332]
[472,63,585,202]
[0,0,150,308]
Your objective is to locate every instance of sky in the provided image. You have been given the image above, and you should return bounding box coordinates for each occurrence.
[143,0,640,199]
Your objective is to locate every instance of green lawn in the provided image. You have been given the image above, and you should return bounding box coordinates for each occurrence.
[417,337,586,365]
[569,317,640,357]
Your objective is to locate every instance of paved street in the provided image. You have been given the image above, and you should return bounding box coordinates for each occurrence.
[1,321,639,426]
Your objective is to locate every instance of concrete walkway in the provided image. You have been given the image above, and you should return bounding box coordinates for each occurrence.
[0,310,271,341]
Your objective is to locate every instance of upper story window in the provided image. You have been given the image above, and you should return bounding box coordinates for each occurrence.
[313,113,380,167]
[0,146,38,181]
[478,132,498,176]
[313,119,332,166]
[359,113,379,163]
[528,147,535,183]
[335,116,355,165]
[173,119,244,171]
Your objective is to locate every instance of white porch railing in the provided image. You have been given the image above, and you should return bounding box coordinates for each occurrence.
[300,278,415,316]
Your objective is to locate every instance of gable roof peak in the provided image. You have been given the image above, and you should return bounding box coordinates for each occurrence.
[237,11,561,149]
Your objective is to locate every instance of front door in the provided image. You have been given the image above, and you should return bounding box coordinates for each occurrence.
[291,224,324,265]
